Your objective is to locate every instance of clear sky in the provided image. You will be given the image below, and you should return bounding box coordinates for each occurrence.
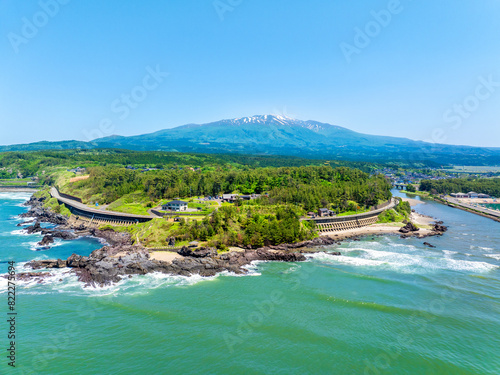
[1,0,499,147]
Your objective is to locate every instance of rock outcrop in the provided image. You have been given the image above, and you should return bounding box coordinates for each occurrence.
[38,235,54,246]
[433,223,448,233]
[399,222,419,234]
[21,195,68,226]
[27,245,310,287]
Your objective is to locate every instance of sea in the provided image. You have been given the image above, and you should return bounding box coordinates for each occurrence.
[0,190,499,375]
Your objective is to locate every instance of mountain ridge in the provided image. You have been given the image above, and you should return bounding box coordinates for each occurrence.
[2,115,499,165]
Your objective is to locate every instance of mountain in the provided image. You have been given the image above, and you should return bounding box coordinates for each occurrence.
[2,115,500,165]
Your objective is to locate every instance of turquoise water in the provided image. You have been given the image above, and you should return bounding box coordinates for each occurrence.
[1,191,499,374]
[480,203,500,211]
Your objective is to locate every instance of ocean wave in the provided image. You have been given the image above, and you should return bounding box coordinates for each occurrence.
[307,248,498,274]
[10,229,31,236]
[240,260,263,276]
[0,260,268,296]
[484,254,500,261]
[470,245,494,251]
[0,192,32,201]
[442,250,458,256]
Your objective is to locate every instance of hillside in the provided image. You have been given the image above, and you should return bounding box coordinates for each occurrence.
[2,115,500,165]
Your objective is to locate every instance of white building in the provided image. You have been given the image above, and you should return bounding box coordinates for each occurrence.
[162,200,188,211]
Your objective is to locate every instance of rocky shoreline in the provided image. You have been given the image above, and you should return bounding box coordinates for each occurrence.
[16,193,447,287]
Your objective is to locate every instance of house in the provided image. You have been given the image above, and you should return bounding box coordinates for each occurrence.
[478,193,490,198]
[451,192,468,198]
[67,167,86,174]
[222,194,237,203]
[468,192,479,199]
[162,200,188,211]
[318,208,329,217]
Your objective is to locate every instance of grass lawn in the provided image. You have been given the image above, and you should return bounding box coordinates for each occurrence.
[107,202,149,216]
[0,178,34,186]
[105,191,155,216]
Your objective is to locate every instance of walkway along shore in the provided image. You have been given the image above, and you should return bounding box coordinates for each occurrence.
[306,198,398,234]
[51,187,152,224]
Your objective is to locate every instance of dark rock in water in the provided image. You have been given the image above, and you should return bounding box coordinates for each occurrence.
[38,235,54,246]
[26,221,42,234]
[29,259,67,269]
[178,246,217,258]
[433,224,448,233]
[21,195,68,226]
[435,221,444,225]
[26,245,308,287]
[399,222,419,234]
[423,242,436,248]
[46,230,77,240]
[330,251,341,256]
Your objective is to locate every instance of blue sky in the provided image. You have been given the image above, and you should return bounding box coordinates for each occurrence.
[1,0,499,147]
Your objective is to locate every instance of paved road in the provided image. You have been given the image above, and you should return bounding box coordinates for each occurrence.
[445,197,500,218]
[51,187,152,220]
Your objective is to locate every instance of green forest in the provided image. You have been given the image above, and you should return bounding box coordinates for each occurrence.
[65,165,391,212]
[0,149,396,248]
[419,178,500,197]
[0,149,379,179]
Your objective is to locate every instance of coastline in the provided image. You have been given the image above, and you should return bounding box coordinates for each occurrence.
[0,187,40,192]
[17,191,447,287]
[405,191,500,223]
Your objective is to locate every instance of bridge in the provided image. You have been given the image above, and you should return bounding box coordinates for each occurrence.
[393,183,408,190]
[304,199,398,234]
[51,187,153,225]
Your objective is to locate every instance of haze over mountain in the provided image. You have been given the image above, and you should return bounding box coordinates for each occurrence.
[2,115,500,165]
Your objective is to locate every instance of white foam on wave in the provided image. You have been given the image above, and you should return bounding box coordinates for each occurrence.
[2,259,268,296]
[484,254,500,261]
[240,260,263,276]
[442,250,458,256]
[307,245,498,274]
[0,192,32,201]
[10,229,30,236]
[470,245,494,252]
[307,252,385,267]
[479,246,494,251]
[442,258,498,272]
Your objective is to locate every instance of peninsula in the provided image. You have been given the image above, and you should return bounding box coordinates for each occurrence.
[3,150,447,286]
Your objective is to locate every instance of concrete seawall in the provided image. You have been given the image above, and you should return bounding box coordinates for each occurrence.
[306,198,398,233]
[51,187,152,224]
